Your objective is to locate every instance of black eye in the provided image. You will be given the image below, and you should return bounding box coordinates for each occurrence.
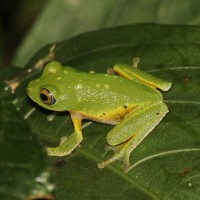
[40,88,56,105]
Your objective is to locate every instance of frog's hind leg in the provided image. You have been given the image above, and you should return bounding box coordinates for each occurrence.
[113,58,171,91]
[98,102,169,170]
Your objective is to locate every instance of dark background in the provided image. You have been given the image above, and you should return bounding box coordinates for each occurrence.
[0,0,47,65]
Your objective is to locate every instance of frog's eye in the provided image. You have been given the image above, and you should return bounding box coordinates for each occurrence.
[40,88,56,105]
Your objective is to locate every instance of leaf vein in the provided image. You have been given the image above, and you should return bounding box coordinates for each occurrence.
[127,148,200,172]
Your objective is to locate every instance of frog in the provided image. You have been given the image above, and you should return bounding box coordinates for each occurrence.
[27,58,171,170]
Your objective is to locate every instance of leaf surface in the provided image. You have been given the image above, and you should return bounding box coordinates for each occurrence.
[8,24,200,199]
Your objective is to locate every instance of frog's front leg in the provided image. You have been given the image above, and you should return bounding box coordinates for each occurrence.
[47,112,83,156]
[98,102,168,170]
[114,58,171,91]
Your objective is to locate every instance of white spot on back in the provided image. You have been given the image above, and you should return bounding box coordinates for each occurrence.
[76,83,83,89]
[104,84,110,89]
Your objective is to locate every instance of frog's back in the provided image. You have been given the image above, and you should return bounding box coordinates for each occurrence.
[67,71,163,109]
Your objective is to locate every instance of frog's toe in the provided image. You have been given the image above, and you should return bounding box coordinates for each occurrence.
[106,68,115,75]
[132,57,140,68]
[97,162,105,169]
[98,142,135,171]
[123,152,131,169]
[59,136,67,145]
[104,144,122,152]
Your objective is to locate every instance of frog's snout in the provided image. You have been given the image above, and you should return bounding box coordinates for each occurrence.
[26,86,34,98]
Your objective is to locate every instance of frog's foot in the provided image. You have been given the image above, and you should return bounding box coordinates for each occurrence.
[47,129,83,157]
[97,142,131,170]
[47,136,68,156]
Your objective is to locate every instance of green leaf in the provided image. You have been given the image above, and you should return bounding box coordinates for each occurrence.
[9,24,200,199]
[0,78,53,199]
[13,0,200,67]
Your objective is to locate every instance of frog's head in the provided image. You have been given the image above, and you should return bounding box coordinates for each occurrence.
[27,61,71,111]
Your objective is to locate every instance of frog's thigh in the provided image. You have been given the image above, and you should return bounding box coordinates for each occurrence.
[100,103,168,168]
[107,103,168,146]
